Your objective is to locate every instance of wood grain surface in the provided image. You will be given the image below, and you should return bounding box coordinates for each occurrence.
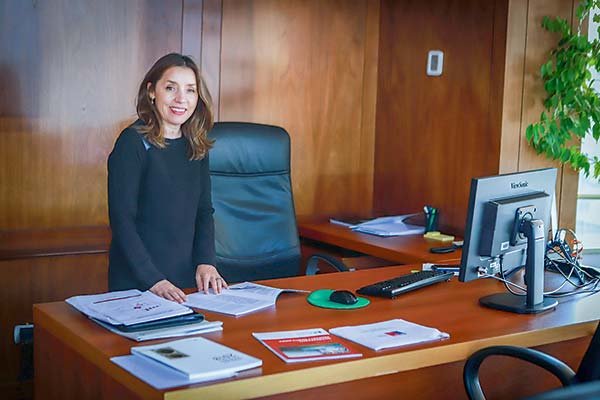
[373,0,508,236]
[2,253,108,392]
[0,0,183,230]
[219,0,378,218]
[34,265,600,399]
[298,219,461,264]
[509,0,579,230]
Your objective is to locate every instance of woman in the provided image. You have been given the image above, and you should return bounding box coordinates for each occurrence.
[107,53,227,302]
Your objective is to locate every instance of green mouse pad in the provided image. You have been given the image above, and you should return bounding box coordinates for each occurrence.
[307,289,370,310]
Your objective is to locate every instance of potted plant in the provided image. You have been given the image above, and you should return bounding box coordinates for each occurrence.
[526,0,600,180]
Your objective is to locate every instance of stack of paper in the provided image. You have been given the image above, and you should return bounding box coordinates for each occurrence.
[352,214,424,237]
[329,319,449,351]
[111,337,262,388]
[67,290,192,326]
[67,290,222,341]
[329,216,372,228]
[184,282,307,316]
[93,318,223,342]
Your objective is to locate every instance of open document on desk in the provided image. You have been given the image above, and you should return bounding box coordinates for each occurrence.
[351,214,425,237]
[184,282,308,316]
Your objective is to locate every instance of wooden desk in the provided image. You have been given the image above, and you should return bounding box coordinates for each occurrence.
[34,266,599,400]
[299,219,462,264]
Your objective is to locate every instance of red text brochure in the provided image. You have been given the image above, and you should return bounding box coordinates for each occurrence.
[253,328,362,363]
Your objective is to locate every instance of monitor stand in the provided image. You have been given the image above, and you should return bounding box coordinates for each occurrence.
[479,219,557,314]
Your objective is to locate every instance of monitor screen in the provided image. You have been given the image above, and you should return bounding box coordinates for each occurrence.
[458,168,558,313]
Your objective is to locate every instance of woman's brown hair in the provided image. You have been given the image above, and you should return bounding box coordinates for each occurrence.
[136,53,213,160]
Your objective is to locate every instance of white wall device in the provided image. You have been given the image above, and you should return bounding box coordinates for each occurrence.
[427,50,444,76]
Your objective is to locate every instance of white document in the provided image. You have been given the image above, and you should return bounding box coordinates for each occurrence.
[352,214,424,237]
[66,290,192,326]
[130,337,262,380]
[184,282,307,316]
[111,354,235,389]
[93,318,223,342]
[329,319,449,351]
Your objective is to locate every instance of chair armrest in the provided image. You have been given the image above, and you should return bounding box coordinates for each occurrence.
[305,254,350,275]
[464,345,576,400]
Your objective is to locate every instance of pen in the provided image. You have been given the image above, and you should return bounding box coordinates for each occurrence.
[93,294,142,304]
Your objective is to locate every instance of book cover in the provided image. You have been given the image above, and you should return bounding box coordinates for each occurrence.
[253,328,362,363]
[131,337,262,380]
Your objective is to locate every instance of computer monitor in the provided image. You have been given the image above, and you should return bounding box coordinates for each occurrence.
[459,168,558,314]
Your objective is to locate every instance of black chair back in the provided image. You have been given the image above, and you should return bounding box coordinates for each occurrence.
[576,321,600,383]
[208,122,301,283]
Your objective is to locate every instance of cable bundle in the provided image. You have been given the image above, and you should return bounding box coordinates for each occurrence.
[482,228,600,298]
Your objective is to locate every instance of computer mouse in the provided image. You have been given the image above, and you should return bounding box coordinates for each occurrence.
[329,290,358,305]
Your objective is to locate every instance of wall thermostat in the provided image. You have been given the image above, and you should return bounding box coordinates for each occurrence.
[427,50,444,76]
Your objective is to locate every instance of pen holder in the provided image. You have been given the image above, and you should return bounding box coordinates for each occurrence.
[424,206,439,233]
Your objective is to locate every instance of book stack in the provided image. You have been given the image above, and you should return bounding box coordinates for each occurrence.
[66,290,222,341]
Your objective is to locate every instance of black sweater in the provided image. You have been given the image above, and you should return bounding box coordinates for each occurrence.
[107,122,216,291]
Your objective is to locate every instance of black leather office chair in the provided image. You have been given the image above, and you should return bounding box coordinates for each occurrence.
[523,381,600,400]
[208,122,346,283]
[463,321,600,400]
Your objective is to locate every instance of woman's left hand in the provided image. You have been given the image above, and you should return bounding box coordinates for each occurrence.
[196,264,228,294]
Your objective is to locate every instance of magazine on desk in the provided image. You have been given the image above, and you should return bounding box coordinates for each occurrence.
[329,216,373,228]
[184,282,307,316]
[329,319,449,351]
[111,336,262,388]
[253,328,362,363]
[130,337,262,380]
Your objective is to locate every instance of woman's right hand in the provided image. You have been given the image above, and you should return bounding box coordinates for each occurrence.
[149,279,187,303]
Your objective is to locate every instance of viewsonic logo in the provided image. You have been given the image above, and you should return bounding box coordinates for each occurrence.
[510,181,528,189]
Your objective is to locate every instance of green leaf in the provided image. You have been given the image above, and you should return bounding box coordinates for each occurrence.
[533,7,600,182]
[594,159,600,179]
[593,122,600,140]
[526,125,534,142]
[560,147,571,162]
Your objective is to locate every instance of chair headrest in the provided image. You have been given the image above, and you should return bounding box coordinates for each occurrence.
[208,122,290,174]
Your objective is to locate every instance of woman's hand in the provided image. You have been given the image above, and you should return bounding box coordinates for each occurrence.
[196,264,228,294]
[149,279,187,303]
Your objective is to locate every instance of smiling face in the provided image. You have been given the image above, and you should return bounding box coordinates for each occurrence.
[148,66,199,137]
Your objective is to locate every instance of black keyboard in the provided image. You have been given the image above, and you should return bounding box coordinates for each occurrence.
[357,270,454,298]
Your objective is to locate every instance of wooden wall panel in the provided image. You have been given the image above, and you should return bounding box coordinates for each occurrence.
[218,0,378,218]
[373,0,508,235]
[502,0,579,230]
[201,0,224,121]
[0,0,184,230]
[499,0,528,174]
